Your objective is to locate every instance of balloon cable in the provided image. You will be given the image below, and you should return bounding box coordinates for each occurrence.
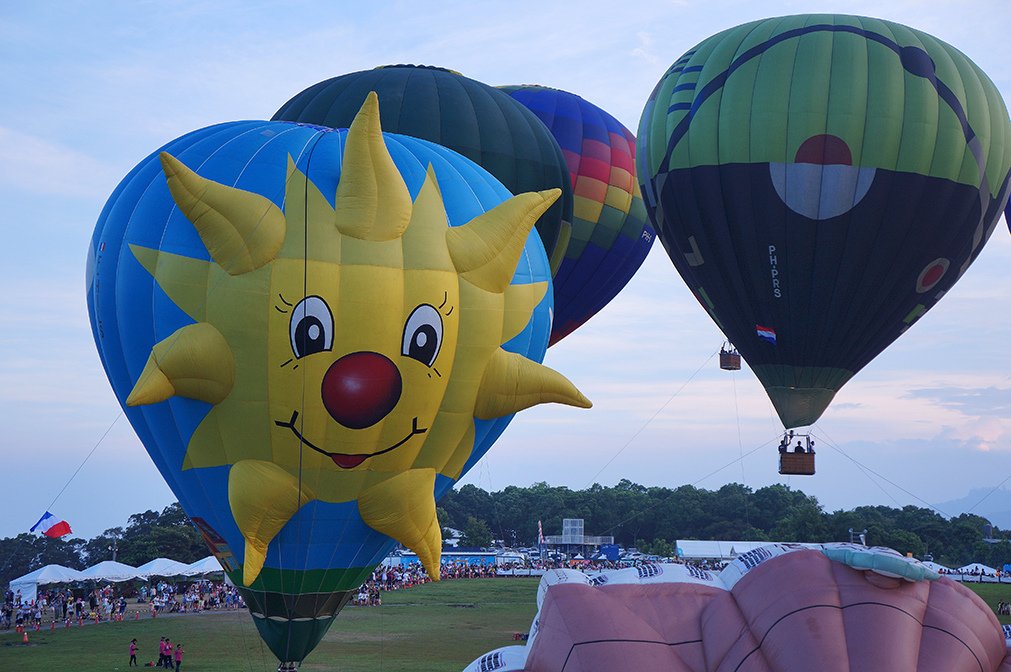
[813,426,948,516]
[731,371,751,528]
[597,437,773,539]
[47,410,123,512]
[584,349,717,488]
[966,474,1011,516]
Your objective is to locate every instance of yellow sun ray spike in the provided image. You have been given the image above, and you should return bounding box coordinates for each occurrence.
[126,323,234,406]
[474,348,592,420]
[229,460,316,586]
[333,91,413,242]
[501,282,549,342]
[358,468,441,580]
[447,188,561,293]
[160,153,286,275]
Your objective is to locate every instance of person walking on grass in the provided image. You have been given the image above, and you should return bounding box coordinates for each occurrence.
[174,643,184,672]
[129,638,138,667]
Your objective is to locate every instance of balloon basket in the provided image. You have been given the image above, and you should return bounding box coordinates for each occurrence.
[277,662,300,671]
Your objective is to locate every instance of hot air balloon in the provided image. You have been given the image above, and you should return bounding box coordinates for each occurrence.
[500,85,655,345]
[638,15,1011,431]
[87,95,590,670]
[271,65,574,275]
[467,544,1010,671]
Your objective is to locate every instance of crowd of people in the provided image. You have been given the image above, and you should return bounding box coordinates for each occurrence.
[1,579,243,630]
[142,580,245,615]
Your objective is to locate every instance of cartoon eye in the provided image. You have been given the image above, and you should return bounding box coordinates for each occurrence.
[402,304,443,367]
[290,295,333,358]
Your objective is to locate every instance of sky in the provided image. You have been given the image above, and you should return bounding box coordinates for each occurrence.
[2,0,1011,541]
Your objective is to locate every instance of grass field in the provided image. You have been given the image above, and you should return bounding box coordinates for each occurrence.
[0,578,539,672]
[2,577,1009,671]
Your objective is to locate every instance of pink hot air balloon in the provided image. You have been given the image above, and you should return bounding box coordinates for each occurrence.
[466,544,1011,672]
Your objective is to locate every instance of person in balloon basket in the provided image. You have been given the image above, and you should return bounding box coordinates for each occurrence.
[129,638,139,667]
[173,643,184,672]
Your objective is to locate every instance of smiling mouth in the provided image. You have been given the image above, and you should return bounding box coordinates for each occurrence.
[274,411,428,469]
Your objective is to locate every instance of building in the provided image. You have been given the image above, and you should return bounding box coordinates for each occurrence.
[542,519,614,558]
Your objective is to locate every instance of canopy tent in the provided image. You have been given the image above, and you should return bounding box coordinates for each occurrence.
[956,562,998,575]
[78,560,140,582]
[922,561,952,573]
[8,564,84,604]
[135,557,190,578]
[181,556,224,576]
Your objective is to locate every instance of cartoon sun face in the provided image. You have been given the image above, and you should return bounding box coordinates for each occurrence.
[126,93,591,585]
[267,262,460,483]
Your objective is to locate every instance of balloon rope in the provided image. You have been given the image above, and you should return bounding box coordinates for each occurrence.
[583,349,717,488]
[46,410,122,512]
[813,426,946,515]
[731,371,751,528]
[966,474,1011,516]
[596,436,774,538]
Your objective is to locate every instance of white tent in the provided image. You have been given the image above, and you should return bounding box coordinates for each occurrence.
[956,562,998,575]
[135,557,190,578]
[79,560,139,582]
[9,564,84,604]
[921,561,952,573]
[181,556,224,576]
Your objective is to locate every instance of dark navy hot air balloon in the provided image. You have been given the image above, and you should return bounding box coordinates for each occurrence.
[500,85,655,345]
[639,14,1011,429]
[272,65,574,277]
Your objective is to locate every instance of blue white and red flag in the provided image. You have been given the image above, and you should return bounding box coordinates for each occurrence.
[30,511,72,538]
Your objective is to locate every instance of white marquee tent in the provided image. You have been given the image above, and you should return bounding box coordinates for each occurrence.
[9,564,83,604]
[78,560,139,582]
[182,556,224,576]
[135,557,191,578]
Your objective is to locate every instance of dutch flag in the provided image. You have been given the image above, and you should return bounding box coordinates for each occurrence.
[756,325,777,344]
[30,511,72,538]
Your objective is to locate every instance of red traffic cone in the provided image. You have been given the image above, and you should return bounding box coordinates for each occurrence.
[22,631,29,644]
[134,611,140,620]
[51,620,55,630]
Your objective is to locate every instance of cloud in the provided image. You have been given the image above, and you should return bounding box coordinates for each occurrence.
[631,32,660,65]
[907,386,1011,417]
[0,127,120,199]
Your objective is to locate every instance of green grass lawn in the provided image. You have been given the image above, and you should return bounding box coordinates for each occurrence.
[0,578,539,672]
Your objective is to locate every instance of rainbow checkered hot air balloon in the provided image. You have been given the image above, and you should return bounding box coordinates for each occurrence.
[501,85,655,345]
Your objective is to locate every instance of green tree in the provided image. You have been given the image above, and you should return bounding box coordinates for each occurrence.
[459,516,492,549]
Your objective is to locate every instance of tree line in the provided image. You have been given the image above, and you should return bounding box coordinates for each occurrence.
[437,480,1007,568]
[3,483,1007,589]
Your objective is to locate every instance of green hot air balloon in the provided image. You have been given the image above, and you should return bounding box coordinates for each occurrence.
[639,14,1011,429]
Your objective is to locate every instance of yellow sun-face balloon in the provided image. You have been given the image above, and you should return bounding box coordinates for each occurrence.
[124,93,591,585]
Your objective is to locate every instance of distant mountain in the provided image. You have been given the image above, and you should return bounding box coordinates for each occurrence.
[935,487,1011,529]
